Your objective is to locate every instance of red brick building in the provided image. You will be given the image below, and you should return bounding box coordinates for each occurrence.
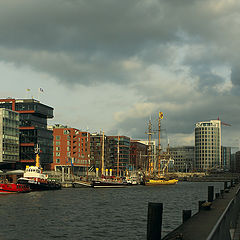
[130,140,148,171]
[51,126,90,175]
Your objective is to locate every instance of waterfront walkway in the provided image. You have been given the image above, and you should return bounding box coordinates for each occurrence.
[163,183,240,240]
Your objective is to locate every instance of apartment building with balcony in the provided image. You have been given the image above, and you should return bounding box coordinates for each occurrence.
[51,126,90,175]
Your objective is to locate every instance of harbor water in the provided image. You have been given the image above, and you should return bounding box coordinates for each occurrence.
[0,181,224,240]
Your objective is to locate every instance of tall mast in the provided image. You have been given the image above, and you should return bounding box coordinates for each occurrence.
[35,144,41,168]
[117,136,120,178]
[101,130,105,176]
[147,119,153,175]
[158,112,163,177]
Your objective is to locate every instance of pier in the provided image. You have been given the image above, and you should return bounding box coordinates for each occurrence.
[147,179,240,240]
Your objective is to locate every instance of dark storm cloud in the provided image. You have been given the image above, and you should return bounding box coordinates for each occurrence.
[0,0,182,85]
[0,0,176,54]
[0,0,239,87]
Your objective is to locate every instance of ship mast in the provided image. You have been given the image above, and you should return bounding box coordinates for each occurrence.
[146,119,154,176]
[117,136,120,178]
[35,144,41,168]
[101,130,105,176]
[158,112,163,177]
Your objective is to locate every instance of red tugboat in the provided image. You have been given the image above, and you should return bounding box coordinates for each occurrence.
[0,182,30,194]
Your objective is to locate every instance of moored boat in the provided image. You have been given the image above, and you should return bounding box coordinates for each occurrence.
[17,145,61,191]
[17,166,61,191]
[144,178,178,186]
[91,179,127,188]
[0,183,30,194]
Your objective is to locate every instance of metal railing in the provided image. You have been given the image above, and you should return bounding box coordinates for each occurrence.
[206,187,240,240]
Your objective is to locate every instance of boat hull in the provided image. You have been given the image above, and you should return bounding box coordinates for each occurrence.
[72,181,92,188]
[144,179,178,185]
[18,178,61,191]
[91,180,127,188]
[0,183,30,194]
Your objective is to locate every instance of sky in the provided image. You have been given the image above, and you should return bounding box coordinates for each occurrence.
[0,0,239,150]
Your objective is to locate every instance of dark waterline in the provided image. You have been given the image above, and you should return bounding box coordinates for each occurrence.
[0,182,224,240]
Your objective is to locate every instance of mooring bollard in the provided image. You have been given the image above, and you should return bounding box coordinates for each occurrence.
[198,200,206,211]
[182,210,192,223]
[220,189,224,198]
[208,186,214,202]
[147,202,163,240]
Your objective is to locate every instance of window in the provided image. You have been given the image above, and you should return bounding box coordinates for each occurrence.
[56,159,60,163]
[56,147,60,151]
[56,136,60,140]
[64,130,70,134]
[56,141,60,145]
[56,152,60,156]
[67,152,71,157]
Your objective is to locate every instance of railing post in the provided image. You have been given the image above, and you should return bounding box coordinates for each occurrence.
[182,210,192,223]
[147,202,163,240]
[199,200,206,211]
[208,186,214,202]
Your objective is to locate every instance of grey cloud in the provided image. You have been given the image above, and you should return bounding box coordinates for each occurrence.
[0,0,239,88]
[231,66,240,86]
[113,94,240,141]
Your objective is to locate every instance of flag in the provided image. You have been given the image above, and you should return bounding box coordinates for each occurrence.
[39,88,44,92]
[26,88,31,91]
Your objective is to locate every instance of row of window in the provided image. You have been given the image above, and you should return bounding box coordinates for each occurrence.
[55,152,89,157]
[56,135,88,140]
[54,146,88,152]
[55,159,89,164]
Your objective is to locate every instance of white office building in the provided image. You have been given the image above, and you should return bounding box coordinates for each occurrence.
[195,120,221,171]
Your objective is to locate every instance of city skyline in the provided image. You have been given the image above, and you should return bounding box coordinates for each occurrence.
[0,0,239,148]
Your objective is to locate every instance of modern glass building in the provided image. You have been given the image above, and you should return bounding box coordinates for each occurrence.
[0,108,19,164]
[195,120,221,171]
[0,98,53,169]
[169,146,195,172]
[221,146,231,171]
[108,136,130,176]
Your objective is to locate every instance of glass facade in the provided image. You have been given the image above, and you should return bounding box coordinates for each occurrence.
[0,109,19,163]
[108,136,130,174]
[170,146,195,172]
[0,99,53,168]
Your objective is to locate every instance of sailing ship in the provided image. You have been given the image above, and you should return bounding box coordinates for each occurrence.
[17,145,61,191]
[143,112,178,186]
[91,131,127,188]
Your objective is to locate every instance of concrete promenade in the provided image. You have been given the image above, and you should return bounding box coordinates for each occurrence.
[162,183,240,240]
